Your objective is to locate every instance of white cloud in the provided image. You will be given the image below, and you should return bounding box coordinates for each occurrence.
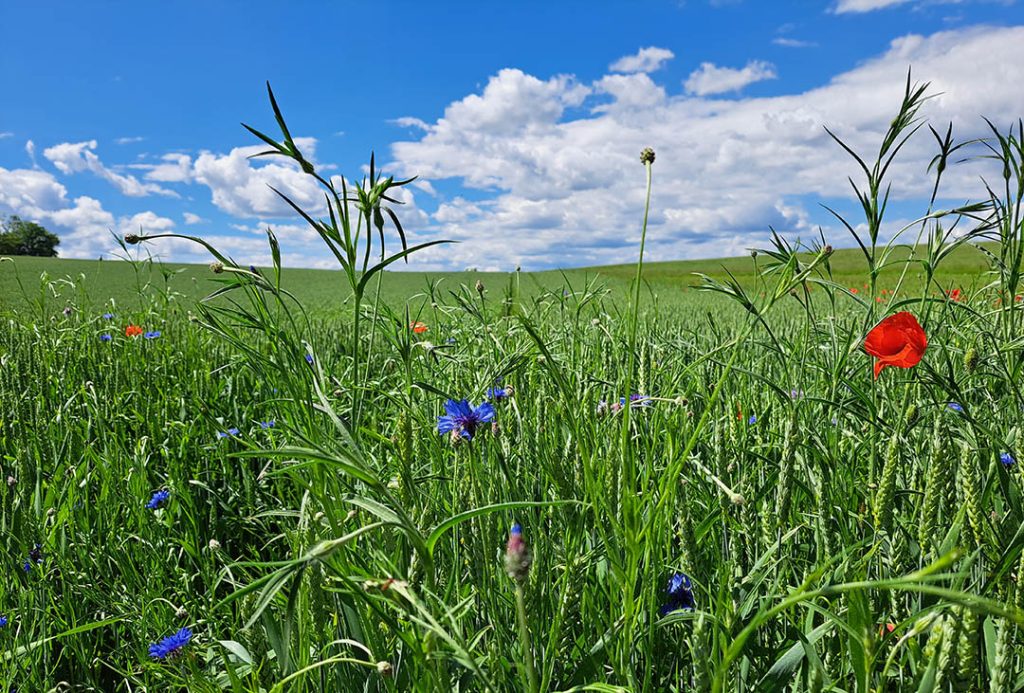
[114,136,145,145]
[25,140,38,168]
[684,60,778,96]
[0,132,12,139]
[141,153,193,183]
[609,47,675,74]
[183,212,205,225]
[834,0,912,12]
[388,26,1024,271]
[0,165,176,258]
[43,140,179,197]
[190,138,324,218]
[772,37,818,48]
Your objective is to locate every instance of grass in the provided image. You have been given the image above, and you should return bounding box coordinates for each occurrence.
[1,79,1023,691]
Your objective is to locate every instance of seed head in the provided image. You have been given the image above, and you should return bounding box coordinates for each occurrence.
[475,279,485,295]
[640,147,656,165]
[376,661,394,678]
[210,261,224,274]
[175,606,188,620]
[124,233,141,245]
[964,347,978,373]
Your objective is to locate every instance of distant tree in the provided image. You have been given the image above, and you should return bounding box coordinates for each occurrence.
[0,216,60,257]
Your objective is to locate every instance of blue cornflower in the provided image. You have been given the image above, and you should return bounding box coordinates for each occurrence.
[102,312,115,320]
[148,627,193,660]
[305,354,314,364]
[948,402,963,412]
[100,334,112,342]
[748,415,757,425]
[216,428,240,439]
[0,616,7,627]
[146,490,170,510]
[1001,452,1015,467]
[789,389,805,400]
[445,338,457,345]
[23,544,43,572]
[659,572,696,616]
[618,394,650,409]
[486,386,509,401]
[258,420,276,429]
[143,331,161,339]
[437,399,495,441]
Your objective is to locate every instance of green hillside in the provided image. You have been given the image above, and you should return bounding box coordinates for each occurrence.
[0,242,993,315]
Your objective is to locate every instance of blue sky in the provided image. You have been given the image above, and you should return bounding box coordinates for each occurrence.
[1,0,1021,270]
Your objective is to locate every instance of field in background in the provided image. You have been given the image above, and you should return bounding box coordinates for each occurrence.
[0,241,993,316]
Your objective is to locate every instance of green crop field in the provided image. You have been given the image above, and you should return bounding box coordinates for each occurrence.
[2,85,1024,693]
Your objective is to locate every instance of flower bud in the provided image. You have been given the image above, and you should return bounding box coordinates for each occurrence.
[504,523,532,583]
[124,233,141,245]
[210,261,224,274]
[175,606,188,619]
[640,147,656,165]
[376,661,393,678]
[475,279,485,295]
[208,539,221,551]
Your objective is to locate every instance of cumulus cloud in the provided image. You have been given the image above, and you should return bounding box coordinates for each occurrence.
[43,140,179,197]
[190,139,324,217]
[0,165,175,258]
[609,47,675,74]
[684,60,778,96]
[388,26,1024,271]
[183,212,205,225]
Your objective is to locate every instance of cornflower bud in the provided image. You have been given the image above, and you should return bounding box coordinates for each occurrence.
[504,523,532,583]
[640,147,656,165]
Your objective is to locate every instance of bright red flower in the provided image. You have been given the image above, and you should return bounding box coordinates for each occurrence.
[864,312,927,379]
[410,321,428,334]
[948,288,962,302]
[125,324,144,338]
[850,288,859,294]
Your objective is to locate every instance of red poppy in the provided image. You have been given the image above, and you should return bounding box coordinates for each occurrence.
[948,288,962,302]
[409,321,428,334]
[125,324,144,338]
[864,312,927,379]
[878,623,896,637]
[1016,295,1022,303]
[850,288,859,295]
[875,297,883,303]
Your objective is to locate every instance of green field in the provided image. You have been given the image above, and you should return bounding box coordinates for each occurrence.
[2,92,1024,692]
[0,240,995,316]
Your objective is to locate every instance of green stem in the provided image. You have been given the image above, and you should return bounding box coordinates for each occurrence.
[515,583,539,693]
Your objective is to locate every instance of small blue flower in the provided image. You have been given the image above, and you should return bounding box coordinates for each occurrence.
[305,354,314,364]
[146,490,170,510]
[216,428,240,439]
[23,544,43,572]
[258,420,276,429]
[660,572,696,615]
[143,331,161,339]
[486,386,509,401]
[100,334,112,342]
[789,389,805,400]
[0,616,7,627]
[619,394,649,408]
[445,338,457,345]
[437,399,495,441]
[748,415,757,425]
[1001,452,1015,467]
[102,312,115,320]
[148,627,193,660]
[948,402,963,412]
